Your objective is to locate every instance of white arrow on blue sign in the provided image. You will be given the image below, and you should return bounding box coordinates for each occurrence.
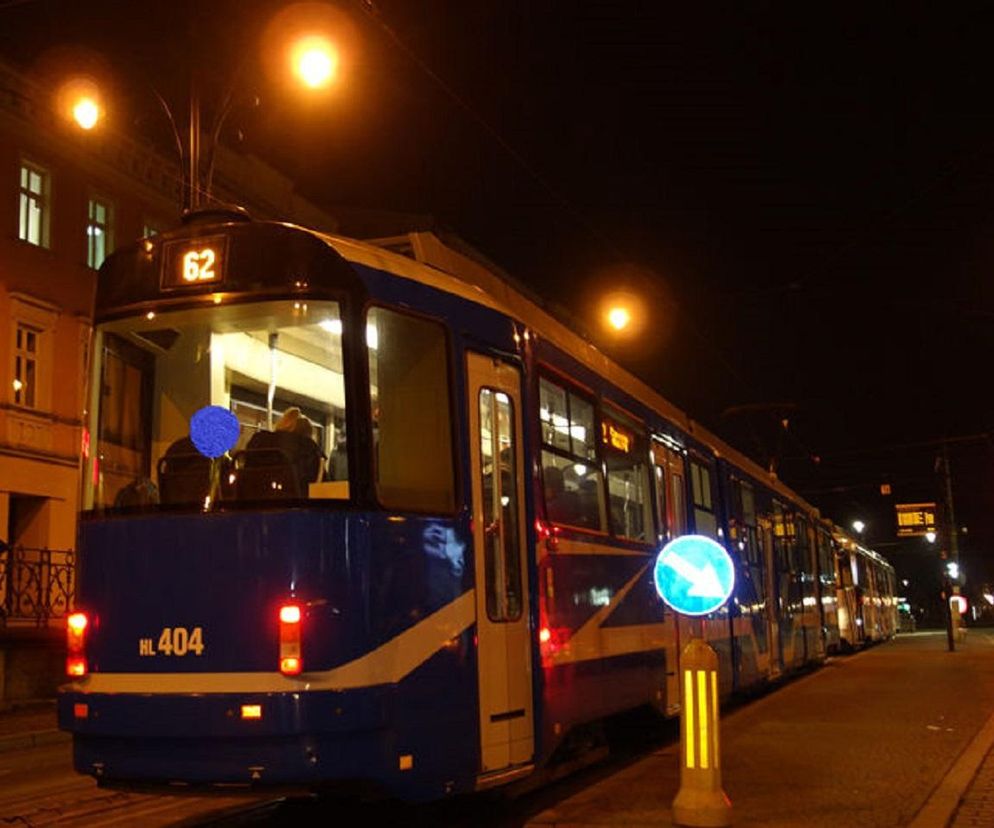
[653,534,735,617]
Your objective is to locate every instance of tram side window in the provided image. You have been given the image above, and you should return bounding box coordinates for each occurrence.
[689,458,717,537]
[539,375,605,531]
[817,530,834,585]
[734,478,760,565]
[97,334,153,506]
[772,501,789,570]
[368,307,455,513]
[479,388,522,622]
[601,409,652,542]
[795,515,811,577]
[651,439,687,541]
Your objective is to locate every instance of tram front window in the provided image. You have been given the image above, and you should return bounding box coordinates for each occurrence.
[82,300,349,511]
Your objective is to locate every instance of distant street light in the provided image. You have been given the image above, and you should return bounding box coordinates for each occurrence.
[852,519,865,535]
[925,529,937,544]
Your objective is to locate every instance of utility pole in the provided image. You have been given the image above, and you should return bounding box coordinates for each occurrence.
[940,441,962,650]
[941,441,959,561]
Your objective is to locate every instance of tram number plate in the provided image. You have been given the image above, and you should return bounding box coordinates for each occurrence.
[138,627,206,657]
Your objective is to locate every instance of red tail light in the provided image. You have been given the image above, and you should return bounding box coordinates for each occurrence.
[279,603,302,675]
[66,611,89,677]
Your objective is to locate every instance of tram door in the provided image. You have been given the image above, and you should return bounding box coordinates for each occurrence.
[759,517,783,678]
[467,353,534,773]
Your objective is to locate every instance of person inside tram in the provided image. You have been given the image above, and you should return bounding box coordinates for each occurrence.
[245,407,324,495]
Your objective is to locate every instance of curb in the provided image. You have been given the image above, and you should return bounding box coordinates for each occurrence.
[0,728,70,754]
[909,707,994,828]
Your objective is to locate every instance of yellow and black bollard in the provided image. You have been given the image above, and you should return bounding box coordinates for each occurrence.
[672,638,732,827]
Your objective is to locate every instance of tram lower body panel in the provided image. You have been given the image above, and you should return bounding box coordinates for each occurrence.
[59,643,478,800]
[58,509,481,800]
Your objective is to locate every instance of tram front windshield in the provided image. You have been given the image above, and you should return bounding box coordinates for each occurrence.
[81,300,349,512]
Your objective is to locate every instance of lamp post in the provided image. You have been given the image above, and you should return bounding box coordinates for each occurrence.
[57,24,342,214]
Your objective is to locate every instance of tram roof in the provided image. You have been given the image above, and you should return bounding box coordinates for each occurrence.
[317,227,826,519]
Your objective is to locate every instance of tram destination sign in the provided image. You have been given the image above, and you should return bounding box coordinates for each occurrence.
[161,236,228,290]
[895,502,937,538]
[653,534,735,617]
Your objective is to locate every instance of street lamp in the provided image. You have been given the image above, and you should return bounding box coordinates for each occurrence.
[291,36,338,89]
[851,519,865,535]
[54,11,346,212]
[598,289,644,340]
[57,77,104,131]
[607,305,632,332]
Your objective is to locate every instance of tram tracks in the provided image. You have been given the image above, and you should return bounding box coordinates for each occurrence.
[0,776,280,827]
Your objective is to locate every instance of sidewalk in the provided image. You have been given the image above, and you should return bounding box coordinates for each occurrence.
[0,699,68,753]
[526,631,994,828]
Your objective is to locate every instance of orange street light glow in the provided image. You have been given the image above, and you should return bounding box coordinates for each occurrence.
[292,37,338,89]
[607,306,632,331]
[72,96,100,130]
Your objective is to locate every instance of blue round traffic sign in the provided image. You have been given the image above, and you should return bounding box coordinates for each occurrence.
[654,534,735,616]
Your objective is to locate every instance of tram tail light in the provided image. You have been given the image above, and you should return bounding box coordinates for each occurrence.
[66,611,89,678]
[279,603,302,676]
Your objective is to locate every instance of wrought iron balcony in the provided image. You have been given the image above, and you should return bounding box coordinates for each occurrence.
[0,543,75,628]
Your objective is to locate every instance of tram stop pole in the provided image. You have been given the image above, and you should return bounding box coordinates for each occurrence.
[672,637,732,827]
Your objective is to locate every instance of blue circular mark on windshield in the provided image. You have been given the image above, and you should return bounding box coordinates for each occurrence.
[189,406,240,459]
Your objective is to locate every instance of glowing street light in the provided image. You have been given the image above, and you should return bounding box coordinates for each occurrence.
[57,77,104,131]
[607,305,632,332]
[852,519,865,535]
[291,36,338,89]
[72,96,100,130]
[925,529,937,544]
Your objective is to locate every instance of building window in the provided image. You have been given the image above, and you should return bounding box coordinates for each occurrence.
[13,323,39,408]
[87,198,113,269]
[18,162,49,247]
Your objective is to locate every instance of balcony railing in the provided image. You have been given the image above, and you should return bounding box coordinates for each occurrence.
[0,544,75,628]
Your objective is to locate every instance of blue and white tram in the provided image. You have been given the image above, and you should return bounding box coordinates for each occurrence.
[58,211,894,799]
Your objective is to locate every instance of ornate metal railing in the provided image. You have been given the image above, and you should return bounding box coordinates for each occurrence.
[0,544,75,628]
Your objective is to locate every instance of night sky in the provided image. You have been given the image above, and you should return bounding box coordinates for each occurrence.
[5,2,994,604]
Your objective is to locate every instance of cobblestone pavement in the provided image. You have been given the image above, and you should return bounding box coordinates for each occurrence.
[949,744,994,827]
[0,700,56,737]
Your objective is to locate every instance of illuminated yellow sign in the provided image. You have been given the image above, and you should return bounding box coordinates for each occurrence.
[161,236,226,290]
[182,248,217,283]
[895,502,937,537]
[601,420,632,453]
